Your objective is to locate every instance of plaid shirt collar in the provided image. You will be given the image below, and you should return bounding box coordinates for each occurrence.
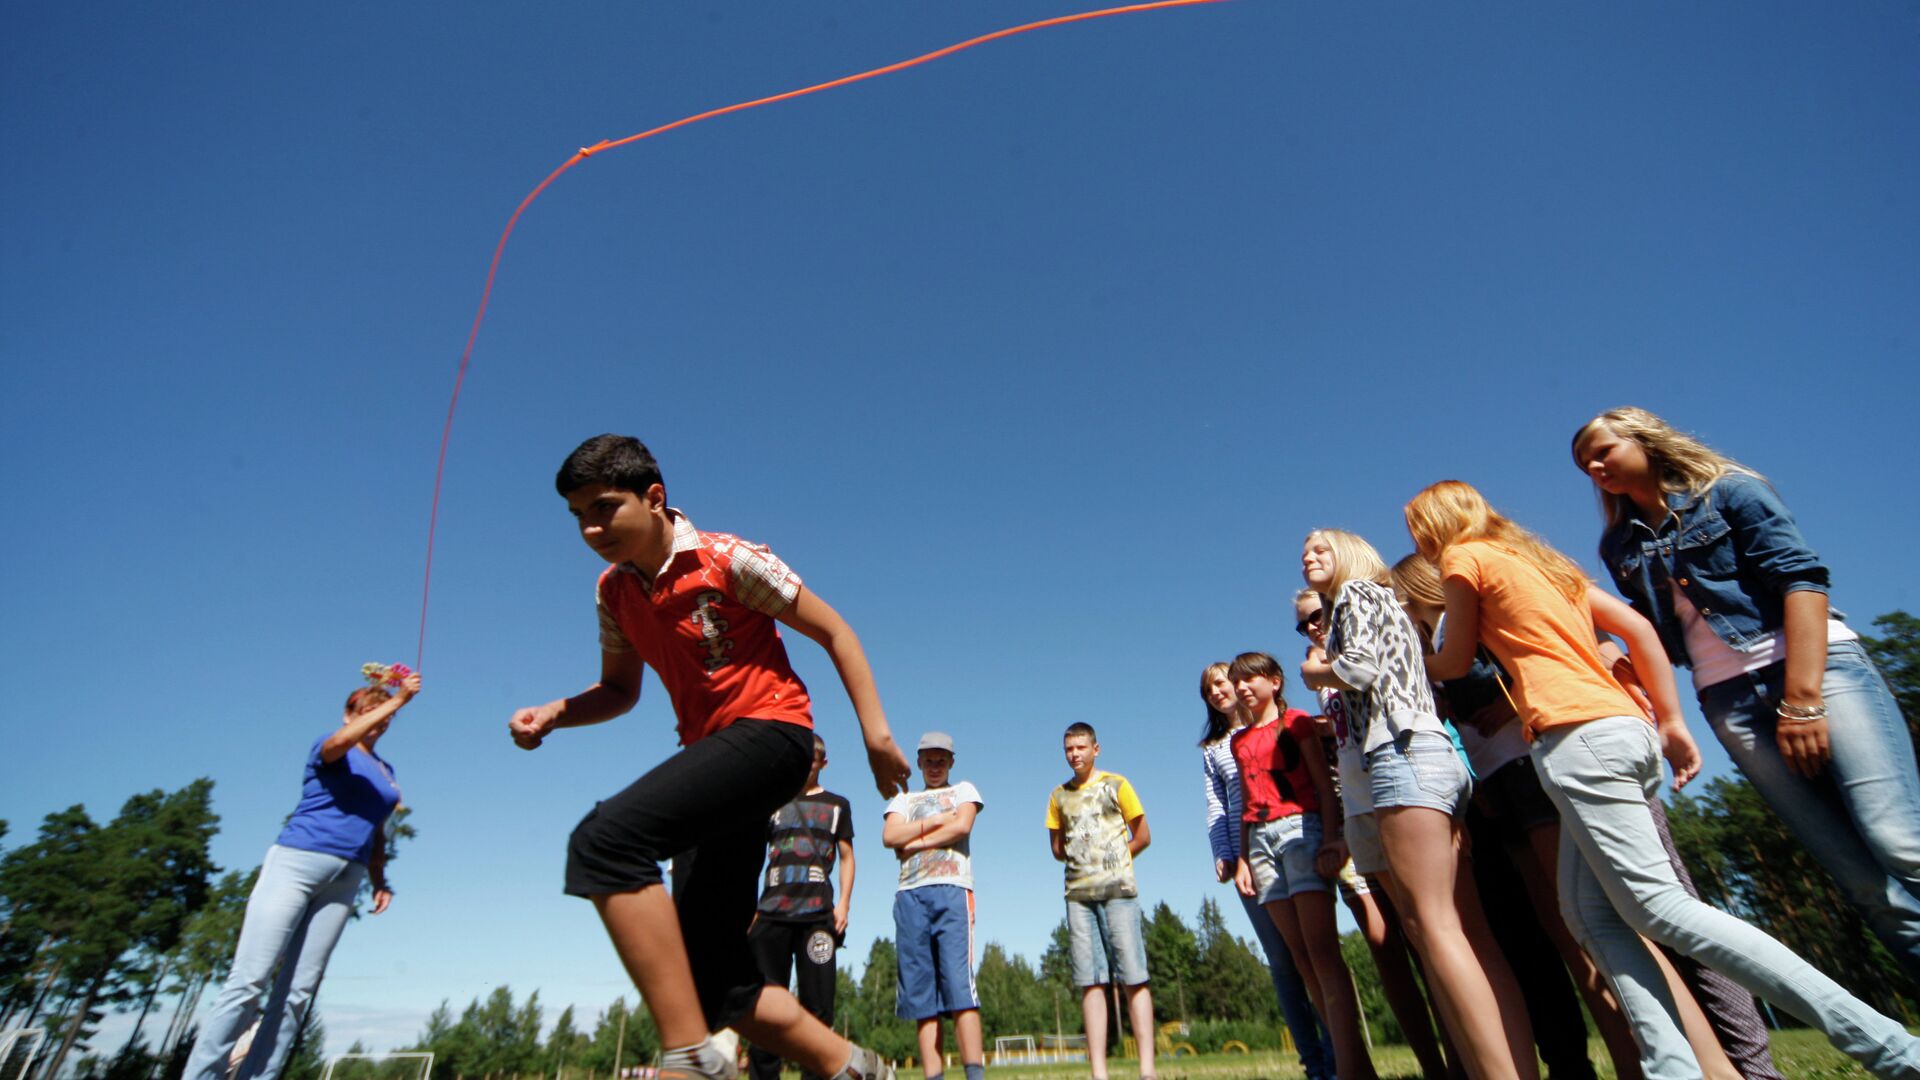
[616,508,702,589]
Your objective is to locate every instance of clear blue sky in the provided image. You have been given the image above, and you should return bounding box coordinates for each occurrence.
[5,0,1919,1058]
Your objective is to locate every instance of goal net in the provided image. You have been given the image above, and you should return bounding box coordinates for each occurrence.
[0,1031,46,1080]
[990,1036,1034,1065]
[321,1051,434,1080]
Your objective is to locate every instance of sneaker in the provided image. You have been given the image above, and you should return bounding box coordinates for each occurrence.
[657,1033,738,1080]
[838,1044,894,1080]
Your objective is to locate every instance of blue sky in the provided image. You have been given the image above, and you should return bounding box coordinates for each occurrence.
[5,0,1920,1057]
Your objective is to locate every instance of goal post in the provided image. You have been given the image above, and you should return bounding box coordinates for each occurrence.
[320,1051,434,1080]
[990,1036,1034,1065]
[0,1030,47,1080]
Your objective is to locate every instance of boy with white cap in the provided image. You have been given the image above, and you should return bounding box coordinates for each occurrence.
[883,733,986,1080]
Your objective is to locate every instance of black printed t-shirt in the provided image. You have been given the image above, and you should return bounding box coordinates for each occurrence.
[757,790,855,922]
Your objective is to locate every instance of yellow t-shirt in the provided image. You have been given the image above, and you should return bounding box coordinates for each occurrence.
[1045,770,1145,901]
[1441,540,1647,739]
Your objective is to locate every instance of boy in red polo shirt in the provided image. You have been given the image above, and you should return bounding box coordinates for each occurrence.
[509,435,912,1080]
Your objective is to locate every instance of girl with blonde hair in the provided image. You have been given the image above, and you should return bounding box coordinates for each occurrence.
[1293,589,1452,1080]
[1196,662,1337,1080]
[1299,528,1537,1080]
[1393,555,1766,1080]
[1405,479,1920,1080]
[1573,407,1920,981]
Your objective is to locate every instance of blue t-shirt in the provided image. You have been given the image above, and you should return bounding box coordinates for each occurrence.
[275,734,401,864]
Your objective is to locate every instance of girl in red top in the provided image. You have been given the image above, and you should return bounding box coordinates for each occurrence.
[1228,652,1376,1080]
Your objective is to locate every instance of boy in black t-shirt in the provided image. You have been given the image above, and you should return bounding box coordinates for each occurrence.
[749,734,856,1080]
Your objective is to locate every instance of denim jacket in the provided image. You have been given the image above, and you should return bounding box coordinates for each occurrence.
[1597,472,1836,668]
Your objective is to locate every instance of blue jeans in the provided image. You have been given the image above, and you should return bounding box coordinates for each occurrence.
[1533,716,1920,1080]
[184,845,366,1080]
[1236,892,1336,1079]
[1696,639,1920,983]
[1065,896,1150,987]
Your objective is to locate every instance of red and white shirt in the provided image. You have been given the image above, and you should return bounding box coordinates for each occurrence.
[596,510,814,745]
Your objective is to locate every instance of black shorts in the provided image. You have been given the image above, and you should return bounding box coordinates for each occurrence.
[1473,756,1561,847]
[565,718,814,1028]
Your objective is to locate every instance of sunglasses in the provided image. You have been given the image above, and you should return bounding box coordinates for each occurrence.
[1295,609,1325,636]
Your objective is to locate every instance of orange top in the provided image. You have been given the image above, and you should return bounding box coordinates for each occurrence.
[1440,540,1647,739]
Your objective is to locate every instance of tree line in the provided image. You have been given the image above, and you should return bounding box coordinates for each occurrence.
[0,789,409,1080]
[5,613,1917,1079]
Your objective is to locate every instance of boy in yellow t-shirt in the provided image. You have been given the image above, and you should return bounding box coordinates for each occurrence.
[1045,723,1154,1080]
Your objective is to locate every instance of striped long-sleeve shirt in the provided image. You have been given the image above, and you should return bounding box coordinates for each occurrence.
[1200,736,1244,865]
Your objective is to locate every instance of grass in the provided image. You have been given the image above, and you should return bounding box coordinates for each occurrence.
[890,1029,1885,1079]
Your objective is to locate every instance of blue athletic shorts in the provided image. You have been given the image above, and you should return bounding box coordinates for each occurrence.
[893,884,978,1019]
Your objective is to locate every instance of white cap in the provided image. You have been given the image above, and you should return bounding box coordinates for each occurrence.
[917,731,955,753]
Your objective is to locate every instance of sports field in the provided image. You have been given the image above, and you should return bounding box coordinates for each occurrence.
[898,1029,1888,1080]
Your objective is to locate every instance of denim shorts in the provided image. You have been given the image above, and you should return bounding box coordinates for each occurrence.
[1343,811,1386,877]
[893,884,978,1019]
[1247,812,1328,902]
[1066,895,1150,987]
[1366,730,1470,815]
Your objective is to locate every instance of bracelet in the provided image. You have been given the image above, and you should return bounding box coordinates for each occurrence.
[1776,701,1827,722]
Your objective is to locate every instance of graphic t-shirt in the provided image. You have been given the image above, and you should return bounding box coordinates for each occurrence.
[1441,540,1647,738]
[1231,709,1322,819]
[1045,770,1145,902]
[596,511,813,746]
[275,735,401,865]
[885,781,984,891]
[757,790,854,922]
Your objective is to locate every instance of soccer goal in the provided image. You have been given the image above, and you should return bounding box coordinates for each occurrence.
[0,1030,46,1080]
[321,1051,434,1080]
[990,1036,1035,1065]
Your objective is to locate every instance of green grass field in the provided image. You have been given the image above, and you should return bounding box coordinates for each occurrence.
[892,1029,1885,1079]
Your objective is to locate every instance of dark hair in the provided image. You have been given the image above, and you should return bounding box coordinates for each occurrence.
[812,733,826,756]
[344,686,391,715]
[556,434,663,497]
[1063,722,1098,742]
[1226,651,1286,695]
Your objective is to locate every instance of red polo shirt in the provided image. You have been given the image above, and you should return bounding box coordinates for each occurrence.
[596,511,814,745]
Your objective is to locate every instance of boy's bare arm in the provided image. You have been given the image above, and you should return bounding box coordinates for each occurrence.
[881,811,922,849]
[775,587,910,797]
[509,648,643,750]
[1126,814,1151,856]
[834,838,855,935]
[1048,827,1067,863]
[902,803,978,854]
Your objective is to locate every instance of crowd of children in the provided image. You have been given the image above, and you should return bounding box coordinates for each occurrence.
[498,409,1920,1080]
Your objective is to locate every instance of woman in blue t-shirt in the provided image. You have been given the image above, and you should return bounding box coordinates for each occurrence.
[183,671,419,1080]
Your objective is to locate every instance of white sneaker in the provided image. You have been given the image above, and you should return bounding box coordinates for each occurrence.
[837,1044,894,1080]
